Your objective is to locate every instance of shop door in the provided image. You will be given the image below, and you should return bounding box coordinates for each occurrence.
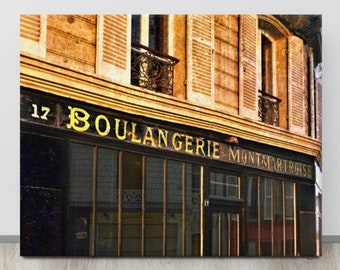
[210,207,241,256]
[207,170,243,256]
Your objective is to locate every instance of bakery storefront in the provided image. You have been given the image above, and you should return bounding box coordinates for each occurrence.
[20,87,321,257]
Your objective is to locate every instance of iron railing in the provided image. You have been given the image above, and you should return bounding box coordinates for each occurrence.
[131,42,179,95]
[258,91,281,126]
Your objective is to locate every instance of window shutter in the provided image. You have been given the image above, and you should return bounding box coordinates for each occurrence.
[239,15,258,119]
[288,35,307,134]
[20,15,47,57]
[275,37,289,129]
[214,15,239,114]
[187,15,213,106]
[96,15,131,84]
[308,48,316,138]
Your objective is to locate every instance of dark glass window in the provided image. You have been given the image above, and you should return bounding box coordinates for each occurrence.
[67,143,201,256]
[21,133,65,256]
[246,175,296,256]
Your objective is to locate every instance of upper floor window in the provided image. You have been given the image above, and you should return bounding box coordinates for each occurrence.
[130,15,179,95]
[258,32,281,126]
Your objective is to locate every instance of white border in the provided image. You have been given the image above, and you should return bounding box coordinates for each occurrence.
[2,0,339,241]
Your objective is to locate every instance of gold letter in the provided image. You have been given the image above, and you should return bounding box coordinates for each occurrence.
[288,161,294,174]
[143,126,156,146]
[212,142,220,159]
[172,133,183,151]
[115,118,128,140]
[95,115,110,136]
[185,135,194,154]
[248,151,255,165]
[195,138,206,156]
[66,106,90,132]
[207,140,212,157]
[158,129,168,148]
[228,146,240,162]
[131,122,142,143]
[307,165,313,178]
[241,150,247,164]
[276,158,282,172]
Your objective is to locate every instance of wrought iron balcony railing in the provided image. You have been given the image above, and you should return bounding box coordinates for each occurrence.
[258,91,281,126]
[131,42,179,95]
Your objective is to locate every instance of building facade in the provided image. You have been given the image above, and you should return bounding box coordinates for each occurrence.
[20,14,322,257]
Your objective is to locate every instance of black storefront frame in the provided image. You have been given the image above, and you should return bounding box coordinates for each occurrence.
[20,88,319,257]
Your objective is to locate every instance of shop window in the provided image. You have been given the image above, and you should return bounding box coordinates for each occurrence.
[67,143,202,256]
[67,143,95,256]
[145,156,164,256]
[130,15,179,95]
[299,183,317,256]
[210,172,240,199]
[246,175,296,256]
[96,147,118,256]
[211,212,240,256]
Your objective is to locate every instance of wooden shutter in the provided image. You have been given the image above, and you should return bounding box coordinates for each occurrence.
[96,15,131,83]
[275,37,288,129]
[309,48,316,138]
[239,15,258,119]
[288,35,307,135]
[20,15,46,57]
[214,15,239,114]
[187,15,213,106]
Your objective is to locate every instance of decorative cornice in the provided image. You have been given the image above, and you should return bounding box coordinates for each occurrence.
[20,55,321,159]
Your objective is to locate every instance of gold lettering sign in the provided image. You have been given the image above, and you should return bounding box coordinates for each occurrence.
[22,94,313,180]
[224,146,313,179]
[65,106,220,159]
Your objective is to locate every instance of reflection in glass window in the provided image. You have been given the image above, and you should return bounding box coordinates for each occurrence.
[166,160,183,256]
[121,152,143,256]
[68,143,94,256]
[96,148,118,256]
[145,156,164,256]
[186,163,201,256]
[246,175,296,256]
[67,144,202,257]
[210,172,240,199]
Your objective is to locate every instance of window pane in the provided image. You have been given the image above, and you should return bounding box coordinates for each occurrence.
[210,172,240,199]
[145,156,164,256]
[68,143,94,256]
[131,15,141,43]
[260,178,272,256]
[230,214,240,256]
[186,163,201,256]
[211,212,222,256]
[96,148,118,256]
[149,15,163,51]
[273,180,283,256]
[121,152,143,256]
[285,182,295,256]
[246,176,259,256]
[166,160,182,256]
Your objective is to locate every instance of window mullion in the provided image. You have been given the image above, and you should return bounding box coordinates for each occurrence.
[91,146,98,257]
[182,162,186,256]
[282,181,286,256]
[163,159,167,256]
[117,151,123,256]
[141,155,146,256]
